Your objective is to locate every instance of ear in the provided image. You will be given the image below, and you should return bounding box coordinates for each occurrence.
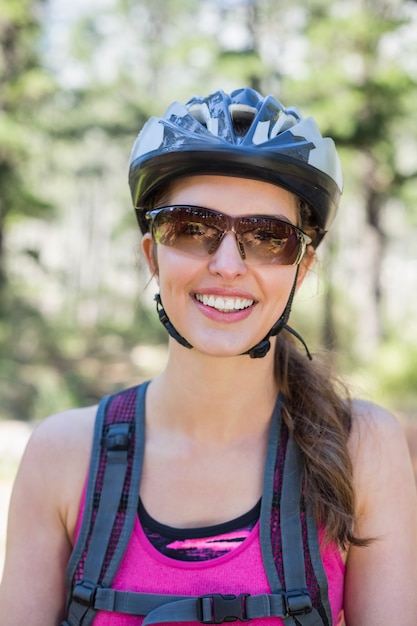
[296,248,315,289]
[141,233,159,283]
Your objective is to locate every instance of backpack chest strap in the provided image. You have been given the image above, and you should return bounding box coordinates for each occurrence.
[64,585,323,625]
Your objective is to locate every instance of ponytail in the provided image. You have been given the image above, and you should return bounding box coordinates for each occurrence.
[274,332,369,549]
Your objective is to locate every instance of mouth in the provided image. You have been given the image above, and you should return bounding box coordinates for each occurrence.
[194,293,254,313]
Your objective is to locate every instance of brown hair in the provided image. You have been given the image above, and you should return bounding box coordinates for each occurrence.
[278,201,368,550]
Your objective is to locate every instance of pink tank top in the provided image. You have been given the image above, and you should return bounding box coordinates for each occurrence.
[75,489,345,625]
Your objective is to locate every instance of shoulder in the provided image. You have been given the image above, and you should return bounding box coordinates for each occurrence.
[343,400,417,623]
[348,398,416,522]
[349,398,406,450]
[0,407,99,622]
[348,398,409,464]
[17,405,98,538]
[349,398,411,475]
[24,405,97,476]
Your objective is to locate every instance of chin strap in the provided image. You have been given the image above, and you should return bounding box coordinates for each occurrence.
[282,323,312,360]
[243,265,312,360]
[153,266,312,360]
[154,293,193,350]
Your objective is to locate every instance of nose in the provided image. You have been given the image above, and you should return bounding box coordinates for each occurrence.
[208,231,247,279]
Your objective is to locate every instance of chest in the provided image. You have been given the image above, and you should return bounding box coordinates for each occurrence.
[140,433,267,527]
[65,384,343,626]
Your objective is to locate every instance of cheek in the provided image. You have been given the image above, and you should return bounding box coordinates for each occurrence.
[261,266,296,294]
[156,248,198,292]
[257,267,299,320]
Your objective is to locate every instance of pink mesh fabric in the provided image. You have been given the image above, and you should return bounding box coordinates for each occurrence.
[73,386,138,585]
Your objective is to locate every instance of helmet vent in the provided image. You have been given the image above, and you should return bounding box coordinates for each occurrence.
[229,103,257,137]
[187,102,219,135]
[271,112,299,137]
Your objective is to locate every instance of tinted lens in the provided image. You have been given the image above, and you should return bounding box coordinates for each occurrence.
[238,217,304,265]
[146,206,309,265]
[150,206,224,257]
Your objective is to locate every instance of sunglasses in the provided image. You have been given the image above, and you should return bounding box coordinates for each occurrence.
[143,205,312,266]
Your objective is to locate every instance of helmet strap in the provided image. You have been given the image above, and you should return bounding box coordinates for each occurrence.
[243,265,311,360]
[153,265,312,360]
[154,293,193,349]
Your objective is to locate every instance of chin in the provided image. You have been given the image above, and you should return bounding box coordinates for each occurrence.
[192,338,257,360]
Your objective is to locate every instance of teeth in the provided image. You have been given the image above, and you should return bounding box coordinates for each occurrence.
[196,294,254,312]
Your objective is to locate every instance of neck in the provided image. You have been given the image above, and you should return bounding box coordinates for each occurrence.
[147,339,279,443]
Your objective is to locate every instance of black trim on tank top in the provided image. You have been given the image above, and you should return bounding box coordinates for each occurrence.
[138,498,261,539]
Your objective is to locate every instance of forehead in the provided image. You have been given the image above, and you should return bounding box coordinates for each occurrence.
[166,175,299,221]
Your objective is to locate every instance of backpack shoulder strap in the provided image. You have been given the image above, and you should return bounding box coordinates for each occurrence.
[260,395,332,626]
[62,387,331,626]
[62,382,149,626]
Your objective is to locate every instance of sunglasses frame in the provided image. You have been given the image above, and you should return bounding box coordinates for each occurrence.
[141,205,312,266]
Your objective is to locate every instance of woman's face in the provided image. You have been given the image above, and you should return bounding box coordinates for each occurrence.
[142,175,311,358]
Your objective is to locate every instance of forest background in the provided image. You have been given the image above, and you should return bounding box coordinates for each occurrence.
[1,0,417,578]
[1,1,417,436]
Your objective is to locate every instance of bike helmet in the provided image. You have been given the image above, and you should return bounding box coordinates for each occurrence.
[129,87,343,247]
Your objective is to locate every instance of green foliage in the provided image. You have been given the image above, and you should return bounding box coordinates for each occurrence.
[348,338,417,416]
[0,278,167,421]
[0,0,56,287]
[0,0,417,422]
[279,0,417,368]
[216,49,266,89]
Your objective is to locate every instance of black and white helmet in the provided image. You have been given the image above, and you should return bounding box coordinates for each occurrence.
[129,87,343,247]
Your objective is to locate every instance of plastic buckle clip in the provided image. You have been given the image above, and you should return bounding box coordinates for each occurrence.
[284,589,312,616]
[72,580,98,608]
[102,424,131,451]
[198,594,250,623]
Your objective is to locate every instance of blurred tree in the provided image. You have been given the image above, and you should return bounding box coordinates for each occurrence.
[0,0,54,286]
[205,0,417,365]
[250,0,417,359]
[2,0,416,420]
[0,0,58,420]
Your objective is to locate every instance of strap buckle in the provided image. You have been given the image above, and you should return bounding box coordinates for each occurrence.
[72,580,99,608]
[102,423,131,451]
[198,594,250,623]
[284,589,312,616]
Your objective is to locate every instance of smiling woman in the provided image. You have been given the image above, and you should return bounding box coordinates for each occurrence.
[141,175,305,360]
[0,88,416,626]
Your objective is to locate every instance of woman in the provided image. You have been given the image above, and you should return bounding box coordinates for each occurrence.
[1,88,416,626]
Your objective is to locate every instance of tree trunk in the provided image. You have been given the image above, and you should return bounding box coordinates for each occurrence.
[321,240,337,354]
[355,154,385,359]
